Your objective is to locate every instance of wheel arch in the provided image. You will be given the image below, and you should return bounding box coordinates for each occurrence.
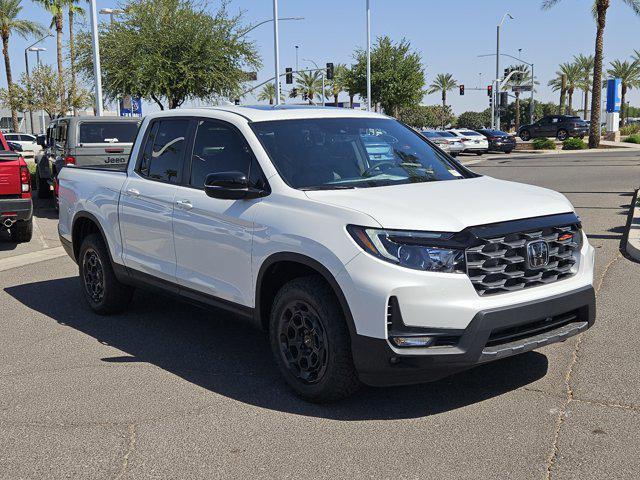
[71,212,113,264]
[254,252,356,338]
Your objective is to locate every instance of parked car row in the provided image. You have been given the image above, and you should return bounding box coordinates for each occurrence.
[420,128,515,155]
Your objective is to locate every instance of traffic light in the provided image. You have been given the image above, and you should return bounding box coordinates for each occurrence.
[459,84,465,95]
[504,68,510,80]
[302,92,308,101]
[487,85,493,97]
[285,67,293,84]
[500,91,509,108]
[326,62,334,80]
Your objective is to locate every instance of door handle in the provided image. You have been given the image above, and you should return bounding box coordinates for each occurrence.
[176,199,193,210]
[125,188,140,197]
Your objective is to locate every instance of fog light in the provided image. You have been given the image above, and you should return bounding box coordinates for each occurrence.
[390,336,435,348]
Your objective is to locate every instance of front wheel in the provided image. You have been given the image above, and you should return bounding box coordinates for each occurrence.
[557,129,568,141]
[519,130,531,141]
[79,233,133,315]
[269,276,360,403]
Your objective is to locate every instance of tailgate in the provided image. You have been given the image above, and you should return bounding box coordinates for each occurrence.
[74,143,133,170]
[0,154,21,196]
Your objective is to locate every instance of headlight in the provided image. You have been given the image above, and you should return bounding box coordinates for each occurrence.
[347,225,466,273]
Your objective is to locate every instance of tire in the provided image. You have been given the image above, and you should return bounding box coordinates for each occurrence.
[36,170,52,199]
[519,130,531,141]
[10,219,33,243]
[79,233,133,315]
[505,150,513,154]
[269,276,360,403]
[475,151,483,156]
[557,129,568,141]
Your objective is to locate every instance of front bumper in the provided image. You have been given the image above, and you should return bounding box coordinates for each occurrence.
[352,285,595,386]
[1,198,33,222]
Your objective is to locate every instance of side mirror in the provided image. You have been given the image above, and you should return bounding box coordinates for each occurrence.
[204,171,265,200]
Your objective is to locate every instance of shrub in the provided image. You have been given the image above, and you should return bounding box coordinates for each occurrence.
[562,137,587,150]
[624,134,640,144]
[620,124,640,136]
[532,137,556,150]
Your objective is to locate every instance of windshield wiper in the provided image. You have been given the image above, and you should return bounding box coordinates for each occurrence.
[301,185,357,191]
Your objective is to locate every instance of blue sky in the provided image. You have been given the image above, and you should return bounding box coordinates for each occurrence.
[8,0,640,114]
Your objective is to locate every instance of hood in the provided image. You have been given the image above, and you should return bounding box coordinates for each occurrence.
[304,176,575,232]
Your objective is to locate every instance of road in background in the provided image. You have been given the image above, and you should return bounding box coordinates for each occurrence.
[1,151,639,479]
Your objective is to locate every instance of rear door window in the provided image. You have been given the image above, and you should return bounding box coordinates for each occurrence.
[137,119,189,184]
[79,122,139,144]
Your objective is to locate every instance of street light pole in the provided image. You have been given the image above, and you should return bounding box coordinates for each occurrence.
[366,0,371,111]
[24,34,50,133]
[273,0,281,106]
[495,13,513,130]
[295,45,299,72]
[89,0,103,116]
[530,63,535,124]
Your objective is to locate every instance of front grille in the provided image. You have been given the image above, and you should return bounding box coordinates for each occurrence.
[486,310,580,347]
[466,224,581,296]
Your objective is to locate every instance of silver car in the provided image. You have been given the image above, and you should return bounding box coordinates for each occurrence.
[420,130,465,157]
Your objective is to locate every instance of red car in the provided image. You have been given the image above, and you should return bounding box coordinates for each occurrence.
[0,132,33,242]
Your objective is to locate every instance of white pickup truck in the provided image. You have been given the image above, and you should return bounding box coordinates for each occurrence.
[58,106,596,402]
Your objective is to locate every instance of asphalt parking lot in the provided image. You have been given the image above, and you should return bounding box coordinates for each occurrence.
[1,150,639,479]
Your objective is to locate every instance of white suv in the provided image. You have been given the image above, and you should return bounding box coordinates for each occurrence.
[58,106,596,402]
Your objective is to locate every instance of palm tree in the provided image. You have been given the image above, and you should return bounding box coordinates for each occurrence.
[606,59,640,126]
[503,65,535,132]
[67,0,84,115]
[548,61,581,114]
[341,65,358,108]
[35,0,66,115]
[0,0,44,131]
[427,73,457,110]
[327,63,347,107]
[574,53,595,121]
[543,0,640,148]
[295,71,324,105]
[257,82,283,105]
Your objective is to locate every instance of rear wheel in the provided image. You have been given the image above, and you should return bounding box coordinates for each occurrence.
[519,130,531,141]
[269,276,360,403]
[557,129,568,141]
[10,219,33,243]
[79,233,133,315]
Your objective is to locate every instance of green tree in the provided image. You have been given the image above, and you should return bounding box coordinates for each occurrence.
[76,0,260,109]
[573,53,594,121]
[351,36,425,116]
[543,0,640,148]
[427,73,457,115]
[606,59,640,126]
[294,70,324,105]
[35,0,68,114]
[256,82,283,105]
[341,66,358,108]
[0,0,44,131]
[327,63,347,106]
[456,110,491,130]
[67,0,84,115]
[548,61,581,114]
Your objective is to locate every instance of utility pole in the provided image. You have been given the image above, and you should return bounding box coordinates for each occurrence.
[273,0,281,106]
[366,0,371,111]
[295,45,299,72]
[89,0,103,116]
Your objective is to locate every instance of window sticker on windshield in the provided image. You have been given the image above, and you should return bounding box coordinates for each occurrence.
[448,169,463,177]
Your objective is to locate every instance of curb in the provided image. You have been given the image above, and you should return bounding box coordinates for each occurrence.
[625,189,640,262]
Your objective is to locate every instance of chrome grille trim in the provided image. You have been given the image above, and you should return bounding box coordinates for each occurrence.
[466,224,581,296]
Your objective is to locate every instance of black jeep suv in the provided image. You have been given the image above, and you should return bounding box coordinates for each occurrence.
[518,115,589,141]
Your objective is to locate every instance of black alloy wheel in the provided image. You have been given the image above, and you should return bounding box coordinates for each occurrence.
[277,300,329,384]
[82,248,105,304]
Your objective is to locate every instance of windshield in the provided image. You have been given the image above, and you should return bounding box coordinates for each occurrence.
[251,118,469,190]
[79,122,140,144]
